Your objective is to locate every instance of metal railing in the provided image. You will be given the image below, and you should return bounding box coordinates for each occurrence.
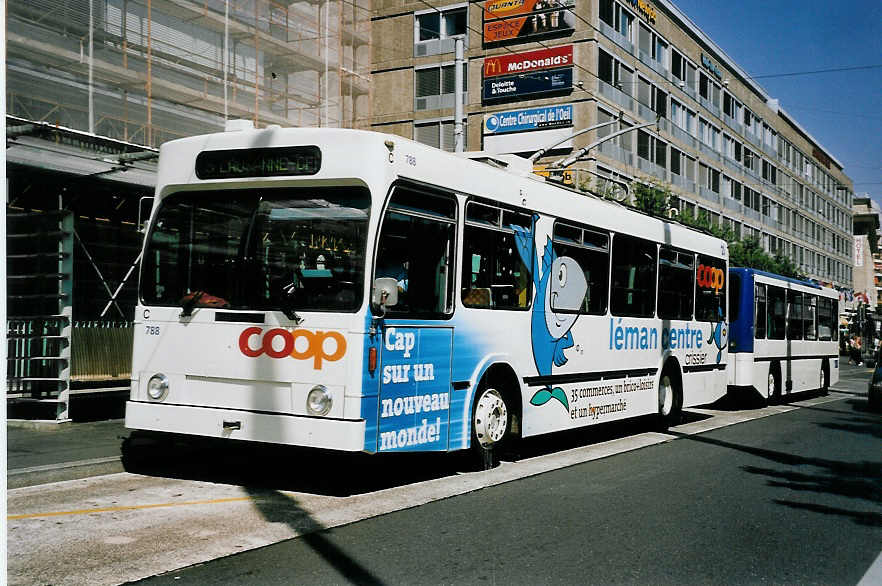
[70,322,134,382]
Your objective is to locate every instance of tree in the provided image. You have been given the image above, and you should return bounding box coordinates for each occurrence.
[627,179,803,278]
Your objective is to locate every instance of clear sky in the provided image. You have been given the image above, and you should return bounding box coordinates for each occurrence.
[670,0,882,208]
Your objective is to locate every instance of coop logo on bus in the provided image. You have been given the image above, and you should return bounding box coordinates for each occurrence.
[238,327,346,369]
[697,264,725,293]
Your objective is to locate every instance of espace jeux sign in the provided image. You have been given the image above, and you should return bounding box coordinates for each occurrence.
[483,0,576,44]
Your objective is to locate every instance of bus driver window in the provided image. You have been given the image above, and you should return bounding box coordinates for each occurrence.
[374,186,456,316]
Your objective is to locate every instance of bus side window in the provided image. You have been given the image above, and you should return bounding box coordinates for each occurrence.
[611,234,656,318]
[375,186,457,316]
[461,202,532,310]
[658,247,694,320]
[804,295,817,341]
[787,290,803,341]
[552,222,609,315]
[767,286,786,340]
[818,297,833,341]
[695,254,726,322]
[754,284,766,339]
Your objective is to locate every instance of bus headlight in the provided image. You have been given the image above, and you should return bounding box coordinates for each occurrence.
[147,374,169,401]
[306,385,332,416]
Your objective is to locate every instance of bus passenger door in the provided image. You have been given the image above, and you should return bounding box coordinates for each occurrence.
[372,183,458,453]
[377,326,453,452]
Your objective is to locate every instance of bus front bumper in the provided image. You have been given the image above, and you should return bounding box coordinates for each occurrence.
[125,401,367,451]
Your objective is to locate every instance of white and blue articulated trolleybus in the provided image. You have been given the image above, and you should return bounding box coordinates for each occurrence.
[728,268,839,404]
[125,122,731,463]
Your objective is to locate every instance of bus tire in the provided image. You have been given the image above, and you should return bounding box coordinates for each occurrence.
[469,385,511,471]
[820,361,830,395]
[656,364,682,430]
[766,363,781,405]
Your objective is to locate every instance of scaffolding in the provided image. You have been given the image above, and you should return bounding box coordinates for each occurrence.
[6,0,373,146]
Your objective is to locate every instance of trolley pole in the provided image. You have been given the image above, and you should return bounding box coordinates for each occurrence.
[454,37,465,153]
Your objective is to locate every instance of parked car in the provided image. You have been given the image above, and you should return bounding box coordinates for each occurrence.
[868,347,882,412]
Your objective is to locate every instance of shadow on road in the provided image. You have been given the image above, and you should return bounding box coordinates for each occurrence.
[121,410,714,495]
[243,488,385,585]
[665,421,882,527]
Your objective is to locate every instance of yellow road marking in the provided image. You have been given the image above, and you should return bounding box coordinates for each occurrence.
[8,496,252,520]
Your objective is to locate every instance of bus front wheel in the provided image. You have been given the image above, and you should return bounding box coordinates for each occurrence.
[471,387,510,470]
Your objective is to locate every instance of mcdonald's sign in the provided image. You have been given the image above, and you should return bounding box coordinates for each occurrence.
[483,46,573,78]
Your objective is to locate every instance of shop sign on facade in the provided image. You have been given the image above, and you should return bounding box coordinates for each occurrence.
[483,67,573,101]
[483,0,575,44]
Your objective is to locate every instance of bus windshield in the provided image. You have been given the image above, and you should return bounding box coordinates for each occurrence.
[141,186,370,313]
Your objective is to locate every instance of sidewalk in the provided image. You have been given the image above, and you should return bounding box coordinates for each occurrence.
[7,417,129,489]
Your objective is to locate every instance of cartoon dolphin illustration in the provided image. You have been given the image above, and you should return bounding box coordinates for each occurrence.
[707,308,728,364]
[513,216,588,411]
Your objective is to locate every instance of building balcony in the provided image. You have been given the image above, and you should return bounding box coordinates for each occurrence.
[597,140,634,167]
[598,81,636,113]
[669,124,697,150]
[670,173,696,194]
[598,20,634,55]
[699,186,721,204]
[636,156,667,181]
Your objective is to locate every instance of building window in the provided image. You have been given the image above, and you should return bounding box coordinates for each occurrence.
[414,6,467,57]
[699,118,720,150]
[698,72,720,108]
[637,130,666,167]
[670,99,695,135]
[762,160,778,185]
[700,163,720,193]
[637,23,667,68]
[743,108,757,135]
[414,118,467,152]
[415,63,467,111]
[598,49,634,95]
[722,92,741,121]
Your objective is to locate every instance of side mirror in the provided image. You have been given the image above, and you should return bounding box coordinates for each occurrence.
[372,277,399,310]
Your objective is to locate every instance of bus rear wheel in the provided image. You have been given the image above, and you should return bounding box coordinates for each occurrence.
[471,387,510,470]
[766,364,781,405]
[657,367,682,430]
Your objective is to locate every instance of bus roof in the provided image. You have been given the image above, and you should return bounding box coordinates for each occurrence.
[730,267,834,292]
[155,126,728,259]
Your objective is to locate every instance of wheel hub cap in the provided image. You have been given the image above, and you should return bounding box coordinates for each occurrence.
[475,389,507,447]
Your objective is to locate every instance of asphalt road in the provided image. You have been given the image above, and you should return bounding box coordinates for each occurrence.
[129,368,881,586]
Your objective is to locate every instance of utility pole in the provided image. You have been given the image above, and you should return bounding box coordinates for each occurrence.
[454,37,465,153]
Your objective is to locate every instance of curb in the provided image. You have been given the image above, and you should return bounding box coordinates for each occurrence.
[8,456,125,489]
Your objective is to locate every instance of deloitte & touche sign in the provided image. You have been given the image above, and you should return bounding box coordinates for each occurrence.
[483,105,573,135]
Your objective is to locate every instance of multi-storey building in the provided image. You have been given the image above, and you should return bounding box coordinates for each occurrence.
[371,0,856,289]
[5,0,370,417]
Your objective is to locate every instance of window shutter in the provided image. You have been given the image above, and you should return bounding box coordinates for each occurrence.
[416,68,441,98]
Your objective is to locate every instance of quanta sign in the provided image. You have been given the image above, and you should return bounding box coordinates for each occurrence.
[238,327,346,369]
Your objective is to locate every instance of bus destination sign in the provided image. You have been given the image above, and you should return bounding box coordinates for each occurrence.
[195,146,321,179]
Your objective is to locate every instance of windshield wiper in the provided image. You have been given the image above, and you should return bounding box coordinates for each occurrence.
[180,291,204,317]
